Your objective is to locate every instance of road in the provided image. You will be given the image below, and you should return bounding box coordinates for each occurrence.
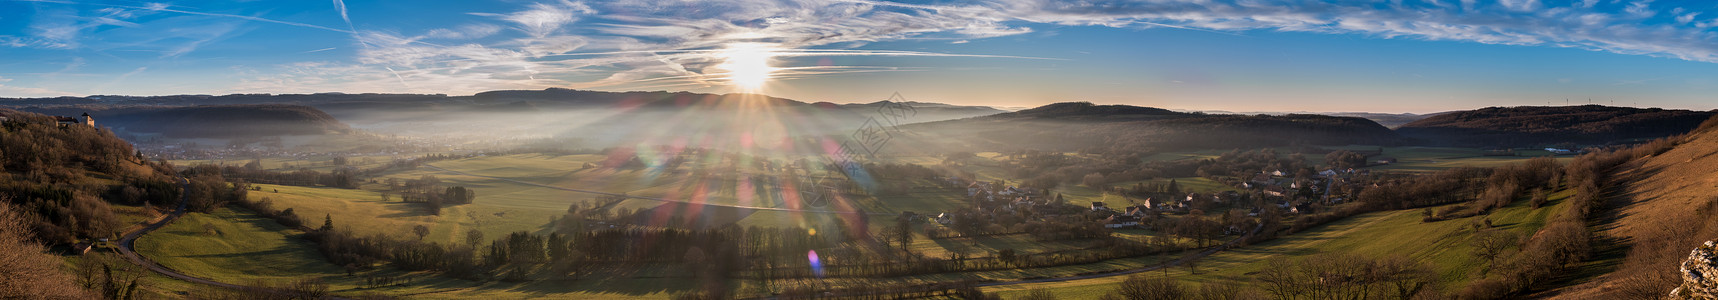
[424,165,897,216]
[976,223,1263,287]
[114,177,351,299]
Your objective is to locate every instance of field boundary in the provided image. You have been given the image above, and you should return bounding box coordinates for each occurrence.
[423,164,896,216]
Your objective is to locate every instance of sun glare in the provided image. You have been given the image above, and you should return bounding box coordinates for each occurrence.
[717,42,779,91]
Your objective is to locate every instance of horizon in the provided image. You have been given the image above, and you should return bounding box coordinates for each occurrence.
[3,0,1717,113]
[2,88,1709,115]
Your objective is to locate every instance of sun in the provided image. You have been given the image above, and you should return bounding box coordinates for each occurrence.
[716,42,779,91]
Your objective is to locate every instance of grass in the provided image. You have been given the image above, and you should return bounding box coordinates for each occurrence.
[985,188,1577,299]
[131,207,697,298]
[134,207,348,283]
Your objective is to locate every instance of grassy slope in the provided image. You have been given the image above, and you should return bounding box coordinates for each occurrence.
[985,189,1574,299]
[134,208,346,282]
[135,207,693,298]
[1550,127,1718,298]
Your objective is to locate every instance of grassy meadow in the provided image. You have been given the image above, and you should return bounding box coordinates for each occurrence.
[983,188,1577,299]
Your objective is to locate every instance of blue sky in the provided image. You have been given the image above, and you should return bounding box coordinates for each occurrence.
[2,0,1717,113]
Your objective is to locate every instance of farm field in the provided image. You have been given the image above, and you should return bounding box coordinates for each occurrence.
[247,152,926,245]
[132,207,697,298]
[984,188,1576,299]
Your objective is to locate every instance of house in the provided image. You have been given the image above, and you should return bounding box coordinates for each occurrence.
[1125,205,1150,218]
[934,213,952,225]
[71,242,93,255]
[1090,202,1109,211]
[1290,203,1314,214]
[1545,148,1575,155]
[54,116,79,127]
[1318,169,1339,177]
[1249,173,1276,186]
[1104,215,1141,229]
[1375,157,1398,164]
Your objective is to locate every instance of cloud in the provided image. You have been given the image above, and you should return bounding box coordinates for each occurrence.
[0,76,75,97]
[425,24,504,40]
[470,0,592,38]
[91,0,1718,96]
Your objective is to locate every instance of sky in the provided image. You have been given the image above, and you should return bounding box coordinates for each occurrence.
[2,0,1718,113]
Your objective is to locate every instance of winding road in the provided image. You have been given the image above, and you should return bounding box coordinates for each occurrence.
[114,177,351,299]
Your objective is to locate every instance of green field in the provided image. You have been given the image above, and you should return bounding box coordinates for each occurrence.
[133,207,696,298]
[984,188,1575,299]
[147,147,1579,298]
[134,208,349,283]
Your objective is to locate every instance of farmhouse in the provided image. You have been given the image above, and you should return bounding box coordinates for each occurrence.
[1103,215,1140,229]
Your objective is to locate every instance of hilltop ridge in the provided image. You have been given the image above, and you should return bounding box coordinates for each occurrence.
[1398,105,1714,147]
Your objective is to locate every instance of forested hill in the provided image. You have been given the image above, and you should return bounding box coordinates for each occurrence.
[893,102,1403,153]
[26,104,352,139]
[0,109,181,244]
[1396,105,1715,147]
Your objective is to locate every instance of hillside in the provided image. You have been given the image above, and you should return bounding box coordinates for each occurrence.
[23,104,351,139]
[0,109,180,243]
[3,90,1004,147]
[1397,105,1714,147]
[894,102,1403,153]
[1549,116,1718,299]
[837,101,1006,122]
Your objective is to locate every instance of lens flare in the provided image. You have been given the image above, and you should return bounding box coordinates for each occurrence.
[717,42,778,91]
[808,250,824,278]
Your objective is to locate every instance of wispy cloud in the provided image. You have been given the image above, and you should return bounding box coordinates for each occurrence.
[11,0,1718,97]
[0,76,73,97]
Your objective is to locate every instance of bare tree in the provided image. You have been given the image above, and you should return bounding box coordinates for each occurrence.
[465,228,484,248]
[1470,229,1519,273]
[413,225,430,241]
[1117,274,1185,300]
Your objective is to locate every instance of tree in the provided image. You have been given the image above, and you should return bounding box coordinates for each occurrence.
[465,229,484,248]
[1083,172,1108,188]
[1324,150,1368,169]
[1020,289,1058,300]
[895,216,914,247]
[683,247,707,277]
[1117,274,1184,300]
[1471,229,1519,273]
[319,214,334,232]
[412,225,430,241]
[1529,188,1548,208]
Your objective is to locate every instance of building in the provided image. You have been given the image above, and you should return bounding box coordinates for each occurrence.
[1090,201,1109,211]
[53,113,94,127]
[1104,215,1141,229]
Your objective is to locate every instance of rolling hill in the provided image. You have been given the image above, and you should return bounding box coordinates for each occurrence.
[2,90,1007,147]
[1548,116,1718,299]
[25,104,351,139]
[892,102,1404,153]
[1396,105,1715,147]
